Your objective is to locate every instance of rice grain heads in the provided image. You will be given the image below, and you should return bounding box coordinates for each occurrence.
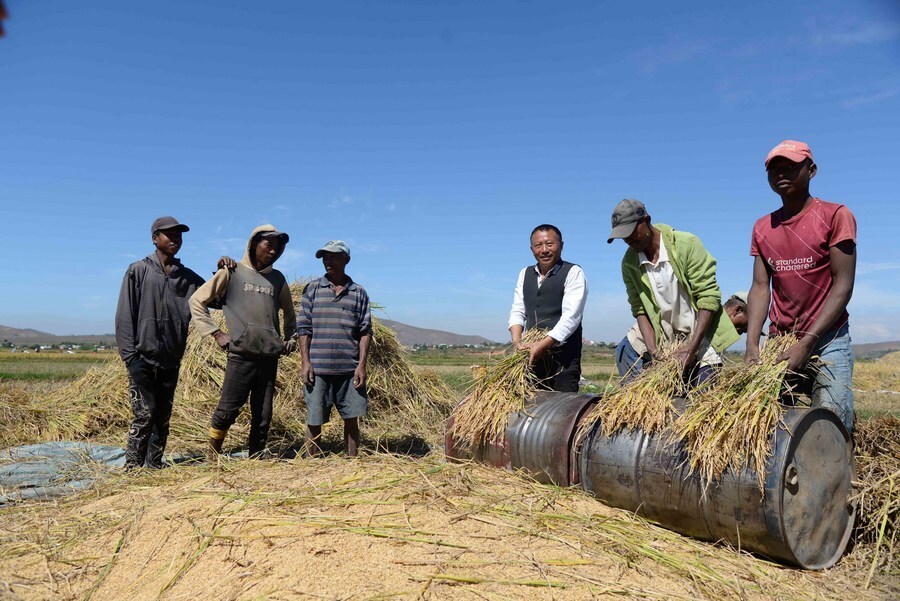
[448,328,547,449]
[670,335,795,492]
[575,342,684,444]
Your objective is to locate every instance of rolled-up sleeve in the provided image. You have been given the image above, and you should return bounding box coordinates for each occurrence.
[547,266,588,344]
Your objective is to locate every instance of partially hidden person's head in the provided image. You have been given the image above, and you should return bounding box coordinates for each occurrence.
[530,224,563,273]
[607,199,653,254]
[765,140,816,199]
[724,291,749,335]
[315,240,351,278]
[247,225,289,271]
[151,216,190,258]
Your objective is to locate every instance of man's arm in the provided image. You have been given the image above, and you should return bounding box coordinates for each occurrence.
[508,268,527,344]
[681,232,722,313]
[278,281,298,353]
[188,269,231,350]
[744,256,771,363]
[114,266,140,366]
[298,286,315,385]
[777,241,856,371]
[354,333,372,388]
[636,314,657,357]
[675,309,714,368]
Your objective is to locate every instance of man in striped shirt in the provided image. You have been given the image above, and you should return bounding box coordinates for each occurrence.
[298,240,372,457]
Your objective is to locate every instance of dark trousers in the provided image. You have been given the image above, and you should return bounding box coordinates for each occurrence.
[533,343,582,393]
[125,357,179,469]
[211,353,279,456]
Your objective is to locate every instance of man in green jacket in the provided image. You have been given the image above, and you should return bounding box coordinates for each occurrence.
[607,199,739,384]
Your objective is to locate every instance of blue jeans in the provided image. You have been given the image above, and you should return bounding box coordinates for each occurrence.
[807,324,854,432]
[614,336,717,387]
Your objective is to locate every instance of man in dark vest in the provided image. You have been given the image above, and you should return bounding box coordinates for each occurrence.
[508,224,589,392]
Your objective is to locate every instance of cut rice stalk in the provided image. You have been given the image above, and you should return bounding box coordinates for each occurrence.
[575,342,685,444]
[670,335,795,492]
[448,328,548,448]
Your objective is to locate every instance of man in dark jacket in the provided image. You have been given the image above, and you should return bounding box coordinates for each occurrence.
[115,216,205,469]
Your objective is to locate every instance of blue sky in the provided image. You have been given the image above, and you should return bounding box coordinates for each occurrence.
[2,0,899,344]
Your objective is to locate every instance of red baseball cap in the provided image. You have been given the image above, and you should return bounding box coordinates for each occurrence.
[765,140,814,169]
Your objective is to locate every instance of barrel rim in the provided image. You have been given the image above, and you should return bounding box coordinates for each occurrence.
[769,406,855,569]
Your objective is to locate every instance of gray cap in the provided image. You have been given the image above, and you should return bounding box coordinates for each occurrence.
[606,199,647,244]
[729,290,749,305]
[315,240,350,258]
[259,229,290,244]
[151,216,189,235]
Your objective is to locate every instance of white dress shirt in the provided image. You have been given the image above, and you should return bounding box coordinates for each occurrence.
[632,243,721,366]
[508,263,588,345]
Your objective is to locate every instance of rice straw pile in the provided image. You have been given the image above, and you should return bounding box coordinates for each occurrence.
[448,328,547,449]
[852,415,900,578]
[669,335,795,492]
[0,279,452,454]
[575,343,684,444]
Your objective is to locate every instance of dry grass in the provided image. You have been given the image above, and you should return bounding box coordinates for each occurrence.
[1,454,895,600]
[852,415,900,580]
[575,343,683,444]
[669,335,794,492]
[0,280,453,455]
[448,329,547,449]
[854,351,900,393]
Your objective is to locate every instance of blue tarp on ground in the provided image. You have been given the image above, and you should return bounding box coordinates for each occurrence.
[0,441,125,505]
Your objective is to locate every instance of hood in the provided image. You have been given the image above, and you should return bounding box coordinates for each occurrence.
[242,224,288,273]
[144,252,182,274]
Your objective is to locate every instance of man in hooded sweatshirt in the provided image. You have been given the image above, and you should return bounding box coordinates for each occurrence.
[190,225,297,460]
[115,216,206,470]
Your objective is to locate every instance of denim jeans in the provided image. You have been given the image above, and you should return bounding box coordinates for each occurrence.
[614,336,717,387]
[809,324,854,432]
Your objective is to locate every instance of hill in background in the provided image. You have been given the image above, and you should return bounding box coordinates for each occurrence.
[0,321,497,349]
[378,319,496,347]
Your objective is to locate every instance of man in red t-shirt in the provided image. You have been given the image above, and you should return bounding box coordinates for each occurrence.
[745,140,857,432]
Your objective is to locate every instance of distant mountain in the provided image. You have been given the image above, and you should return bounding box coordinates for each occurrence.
[0,321,493,349]
[852,341,900,360]
[378,320,496,347]
[0,325,115,346]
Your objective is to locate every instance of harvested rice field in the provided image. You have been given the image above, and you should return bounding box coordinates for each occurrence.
[1,455,896,600]
[0,348,898,599]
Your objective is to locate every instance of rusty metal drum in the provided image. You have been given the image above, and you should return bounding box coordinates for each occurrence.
[446,392,600,487]
[578,406,856,569]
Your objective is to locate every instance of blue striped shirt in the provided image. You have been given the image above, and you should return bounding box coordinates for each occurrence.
[297,276,372,375]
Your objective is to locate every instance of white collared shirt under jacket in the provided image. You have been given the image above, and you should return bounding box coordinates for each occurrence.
[629,243,721,366]
[508,263,588,345]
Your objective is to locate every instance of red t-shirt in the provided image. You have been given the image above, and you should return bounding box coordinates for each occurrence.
[750,198,857,337]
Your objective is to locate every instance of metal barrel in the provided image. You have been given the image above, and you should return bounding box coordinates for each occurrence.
[446,392,600,487]
[578,405,856,569]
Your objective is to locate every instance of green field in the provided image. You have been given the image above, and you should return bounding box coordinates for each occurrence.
[0,351,114,380]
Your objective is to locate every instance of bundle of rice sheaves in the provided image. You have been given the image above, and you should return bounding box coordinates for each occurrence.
[669,335,795,492]
[575,343,685,444]
[448,328,547,449]
[852,415,900,574]
[2,279,452,454]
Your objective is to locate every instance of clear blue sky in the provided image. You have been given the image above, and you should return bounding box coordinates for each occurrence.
[2,0,898,344]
